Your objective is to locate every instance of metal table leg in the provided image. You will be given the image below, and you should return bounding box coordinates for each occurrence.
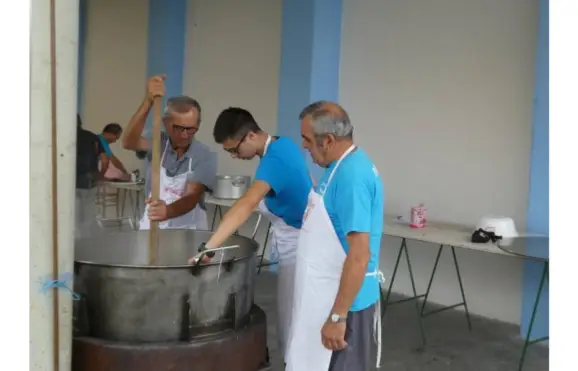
[518,261,549,371]
[120,189,128,217]
[115,189,121,218]
[420,245,472,331]
[211,205,221,231]
[134,190,141,228]
[381,238,427,346]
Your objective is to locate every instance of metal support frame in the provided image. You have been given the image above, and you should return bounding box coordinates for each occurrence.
[518,261,549,371]
[380,239,472,347]
[210,205,224,231]
[118,188,142,228]
[420,245,472,330]
[95,185,143,230]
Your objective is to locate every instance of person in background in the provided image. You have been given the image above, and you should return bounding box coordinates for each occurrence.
[188,107,312,363]
[98,123,129,179]
[75,114,104,238]
[286,101,385,371]
[122,75,217,230]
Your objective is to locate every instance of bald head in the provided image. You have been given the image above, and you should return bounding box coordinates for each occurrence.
[298,100,353,139]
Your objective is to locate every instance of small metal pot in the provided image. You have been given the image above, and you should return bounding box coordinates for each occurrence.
[213,175,251,199]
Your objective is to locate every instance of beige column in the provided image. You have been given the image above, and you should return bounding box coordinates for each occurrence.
[30,0,79,370]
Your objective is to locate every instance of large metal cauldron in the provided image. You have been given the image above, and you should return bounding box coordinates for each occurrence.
[73,230,259,343]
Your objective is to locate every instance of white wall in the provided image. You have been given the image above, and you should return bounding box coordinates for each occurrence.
[340,0,538,324]
[182,0,282,251]
[81,0,149,174]
[183,0,282,178]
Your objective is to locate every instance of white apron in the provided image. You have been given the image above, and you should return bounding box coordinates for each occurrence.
[139,142,208,230]
[285,145,383,371]
[257,135,299,360]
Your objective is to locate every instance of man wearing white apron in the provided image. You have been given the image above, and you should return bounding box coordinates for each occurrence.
[286,101,385,371]
[122,75,217,228]
[189,107,312,363]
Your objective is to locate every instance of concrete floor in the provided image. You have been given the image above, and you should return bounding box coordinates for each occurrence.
[254,270,549,371]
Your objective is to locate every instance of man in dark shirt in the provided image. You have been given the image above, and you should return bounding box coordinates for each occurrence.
[75,114,103,238]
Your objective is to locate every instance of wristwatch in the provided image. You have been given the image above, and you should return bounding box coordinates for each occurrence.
[328,313,347,324]
[197,243,215,258]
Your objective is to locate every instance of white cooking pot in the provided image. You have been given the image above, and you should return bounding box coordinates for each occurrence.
[475,215,518,246]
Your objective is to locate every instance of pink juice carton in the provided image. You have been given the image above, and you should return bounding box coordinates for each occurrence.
[410,204,427,229]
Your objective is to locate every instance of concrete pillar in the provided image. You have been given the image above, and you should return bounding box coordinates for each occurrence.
[30,0,79,369]
[77,0,87,114]
[276,0,344,180]
[522,0,549,339]
[145,0,188,130]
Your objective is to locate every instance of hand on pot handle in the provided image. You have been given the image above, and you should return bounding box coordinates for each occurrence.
[188,242,215,265]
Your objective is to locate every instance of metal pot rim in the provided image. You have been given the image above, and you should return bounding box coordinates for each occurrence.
[74,256,250,269]
[216,175,251,179]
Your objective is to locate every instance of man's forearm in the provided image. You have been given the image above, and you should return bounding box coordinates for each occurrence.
[205,199,255,249]
[122,98,153,150]
[331,254,369,316]
[111,156,128,173]
[166,192,204,219]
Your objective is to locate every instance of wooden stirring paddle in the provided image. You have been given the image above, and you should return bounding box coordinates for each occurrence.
[148,96,162,265]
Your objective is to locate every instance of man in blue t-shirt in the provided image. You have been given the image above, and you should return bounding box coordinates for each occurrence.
[285,101,384,371]
[97,123,129,179]
[190,107,312,363]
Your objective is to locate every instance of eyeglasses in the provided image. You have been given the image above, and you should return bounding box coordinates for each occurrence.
[172,124,198,135]
[224,133,248,154]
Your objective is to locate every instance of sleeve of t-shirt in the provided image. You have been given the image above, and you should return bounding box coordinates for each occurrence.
[187,150,217,191]
[335,175,373,235]
[146,132,169,162]
[94,136,105,155]
[254,155,288,195]
[101,141,112,157]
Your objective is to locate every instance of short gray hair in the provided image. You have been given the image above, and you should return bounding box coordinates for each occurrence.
[163,96,202,124]
[299,100,353,139]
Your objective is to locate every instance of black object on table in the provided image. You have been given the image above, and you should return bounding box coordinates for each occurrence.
[497,236,549,371]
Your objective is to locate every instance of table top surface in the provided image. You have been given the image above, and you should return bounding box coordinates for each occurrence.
[383,215,548,257]
[205,194,238,207]
[202,196,547,259]
[101,180,145,190]
[497,236,549,261]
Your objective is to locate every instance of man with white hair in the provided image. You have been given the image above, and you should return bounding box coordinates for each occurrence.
[286,101,384,371]
[123,75,217,230]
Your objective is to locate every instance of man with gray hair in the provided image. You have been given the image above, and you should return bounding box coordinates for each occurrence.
[123,75,217,230]
[286,101,384,371]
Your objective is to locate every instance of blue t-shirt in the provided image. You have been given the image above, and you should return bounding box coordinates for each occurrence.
[316,148,384,312]
[254,136,312,229]
[97,134,113,157]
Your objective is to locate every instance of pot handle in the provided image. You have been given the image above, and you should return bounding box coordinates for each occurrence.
[184,295,194,342]
[190,244,241,267]
[231,178,246,187]
[230,292,238,329]
[230,285,251,330]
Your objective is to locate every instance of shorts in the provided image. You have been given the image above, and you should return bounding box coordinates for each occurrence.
[329,303,378,371]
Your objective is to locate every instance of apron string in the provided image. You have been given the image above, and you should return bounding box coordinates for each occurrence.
[320,145,356,197]
[263,135,272,156]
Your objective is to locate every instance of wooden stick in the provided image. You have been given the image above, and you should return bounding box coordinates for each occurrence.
[148,96,162,265]
[49,0,60,369]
